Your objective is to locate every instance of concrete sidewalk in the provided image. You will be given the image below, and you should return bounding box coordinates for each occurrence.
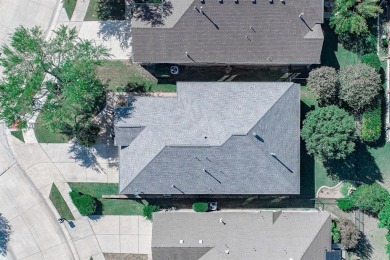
[0,123,74,259]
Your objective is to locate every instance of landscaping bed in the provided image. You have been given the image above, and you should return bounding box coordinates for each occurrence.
[10,130,24,143]
[63,0,78,20]
[68,182,146,215]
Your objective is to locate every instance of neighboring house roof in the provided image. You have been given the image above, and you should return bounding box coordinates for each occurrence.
[152,211,332,260]
[115,82,300,195]
[131,0,324,64]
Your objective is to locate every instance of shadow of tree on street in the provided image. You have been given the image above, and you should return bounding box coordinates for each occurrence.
[0,213,11,256]
[351,233,373,260]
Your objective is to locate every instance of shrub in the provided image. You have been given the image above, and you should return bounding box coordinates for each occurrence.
[143,205,159,220]
[301,106,356,160]
[361,53,381,72]
[307,67,338,104]
[337,198,355,211]
[351,183,389,215]
[338,218,361,249]
[361,100,382,143]
[379,198,390,230]
[332,220,341,243]
[75,122,100,147]
[383,38,389,48]
[192,202,208,212]
[340,182,355,197]
[69,190,97,216]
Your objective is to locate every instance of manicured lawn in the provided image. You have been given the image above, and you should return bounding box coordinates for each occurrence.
[10,130,24,143]
[49,184,75,220]
[68,182,146,215]
[63,0,78,20]
[34,113,70,143]
[97,60,176,92]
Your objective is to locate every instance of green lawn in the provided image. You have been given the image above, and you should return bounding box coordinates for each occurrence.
[68,182,146,215]
[34,113,70,143]
[63,0,78,20]
[85,0,126,21]
[49,184,75,220]
[97,60,176,92]
[10,130,24,143]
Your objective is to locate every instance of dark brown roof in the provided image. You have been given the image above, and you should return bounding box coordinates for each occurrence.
[132,0,324,65]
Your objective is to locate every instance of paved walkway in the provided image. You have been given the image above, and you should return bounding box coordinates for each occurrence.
[0,123,75,260]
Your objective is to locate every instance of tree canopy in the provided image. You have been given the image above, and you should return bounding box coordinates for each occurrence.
[339,63,381,112]
[338,218,361,249]
[0,25,110,145]
[351,183,389,215]
[301,105,356,160]
[379,198,390,230]
[330,0,382,35]
[307,66,338,105]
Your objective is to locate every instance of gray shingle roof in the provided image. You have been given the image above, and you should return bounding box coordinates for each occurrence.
[131,0,324,64]
[152,211,332,260]
[115,82,300,195]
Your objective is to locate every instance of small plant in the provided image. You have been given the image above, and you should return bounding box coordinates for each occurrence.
[143,205,160,220]
[382,38,389,48]
[69,190,97,216]
[192,202,208,212]
[337,198,355,211]
[341,182,355,197]
[331,220,341,243]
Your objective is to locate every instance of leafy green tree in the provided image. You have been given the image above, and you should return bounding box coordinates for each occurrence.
[301,106,356,160]
[337,198,355,211]
[143,205,160,220]
[379,198,390,229]
[338,218,361,249]
[307,66,338,105]
[330,0,382,35]
[0,25,109,144]
[339,63,381,112]
[351,183,389,215]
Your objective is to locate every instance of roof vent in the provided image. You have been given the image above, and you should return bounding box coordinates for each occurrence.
[234,0,238,3]
[220,218,226,225]
[225,249,230,254]
[180,240,184,244]
[200,6,204,14]
[199,240,203,244]
[299,12,304,19]
[252,0,256,3]
[270,152,276,157]
[281,0,285,3]
[219,0,223,3]
[269,0,273,3]
[200,0,205,4]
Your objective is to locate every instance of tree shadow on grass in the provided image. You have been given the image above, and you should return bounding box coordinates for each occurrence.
[323,141,383,184]
[351,233,373,260]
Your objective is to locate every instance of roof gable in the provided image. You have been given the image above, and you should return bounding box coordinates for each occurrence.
[115,82,300,195]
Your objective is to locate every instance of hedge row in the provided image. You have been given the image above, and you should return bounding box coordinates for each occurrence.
[361,99,382,143]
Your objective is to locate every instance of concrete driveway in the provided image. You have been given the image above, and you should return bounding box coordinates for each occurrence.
[0,123,74,259]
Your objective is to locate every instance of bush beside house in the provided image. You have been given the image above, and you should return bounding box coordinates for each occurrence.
[192,202,208,212]
[361,100,382,143]
[69,191,97,216]
[143,205,160,220]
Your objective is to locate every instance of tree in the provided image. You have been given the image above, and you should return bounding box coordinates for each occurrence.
[330,0,382,35]
[0,213,11,256]
[339,63,381,112]
[69,191,97,216]
[338,218,361,249]
[0,25,109,145]
[192,202,208,212]
[307,66,338,105]
[301,106,356,160]
[378,198,390,229]
[351,183,389,215]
